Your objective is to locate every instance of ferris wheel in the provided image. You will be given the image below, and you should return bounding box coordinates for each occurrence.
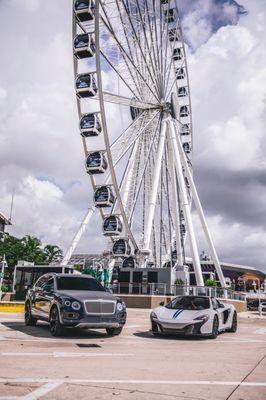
[63,0,226,288]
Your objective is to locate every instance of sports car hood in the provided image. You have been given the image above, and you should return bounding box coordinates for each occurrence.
[56,290,116,301]
[154,306,209,322]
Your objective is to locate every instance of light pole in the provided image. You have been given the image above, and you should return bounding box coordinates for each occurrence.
[0,254,7,301]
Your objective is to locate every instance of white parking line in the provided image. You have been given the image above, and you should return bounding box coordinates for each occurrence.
[22,381,63,400]
[1,352,133,358]
[0,381,63,400]
[0,378,265,387]
[254,328,266,334]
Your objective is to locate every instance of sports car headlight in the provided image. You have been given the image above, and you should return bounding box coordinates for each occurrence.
[194,314,209,323]
[150,311,157,319]
[71,301,81,311]
[116,301,125,312]
[64,299,71,307]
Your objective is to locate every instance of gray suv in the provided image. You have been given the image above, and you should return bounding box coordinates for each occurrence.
[25,273,126,337]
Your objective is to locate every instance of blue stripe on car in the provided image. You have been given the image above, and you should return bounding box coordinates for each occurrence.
[173,309,183,319]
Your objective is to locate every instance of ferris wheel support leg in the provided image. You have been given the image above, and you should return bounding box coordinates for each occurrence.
[122,138,140,210]
[143,119,167,254]
[167,131,183,267]
[61,207,95,266]
[173,123,226,288]
[168,119,204,287]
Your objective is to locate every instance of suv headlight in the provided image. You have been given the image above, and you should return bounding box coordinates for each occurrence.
[116,301,125,312]
[150,311,157,319]
[194,314,209,323]
[71,301,81,311]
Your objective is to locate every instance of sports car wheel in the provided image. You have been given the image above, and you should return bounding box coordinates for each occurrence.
[50,306,65,337]
[151,322,160,336]
[210,315,219,339]
[228,311,237,333]
[106,327,123,336]
[25,302,37,326]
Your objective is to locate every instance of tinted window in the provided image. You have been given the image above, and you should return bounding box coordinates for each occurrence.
[35,276,49,289]
[212,298,219,309]
[166,296,210,310]
[43,277,54,291]
[56,277,105,291]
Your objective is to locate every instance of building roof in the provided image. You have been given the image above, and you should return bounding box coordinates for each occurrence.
[0,212,11,225]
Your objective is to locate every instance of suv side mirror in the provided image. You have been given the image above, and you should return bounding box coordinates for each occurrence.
[43,285,52,293]
[219,303,225,308]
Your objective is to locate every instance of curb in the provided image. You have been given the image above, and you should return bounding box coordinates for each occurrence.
[0,302,24,313]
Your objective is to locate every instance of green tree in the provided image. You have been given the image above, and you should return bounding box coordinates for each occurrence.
[0,233,64,280]
[205,278,217,287]
[21,235,46,264]
[0,233,25,271]
[44,245,63,263]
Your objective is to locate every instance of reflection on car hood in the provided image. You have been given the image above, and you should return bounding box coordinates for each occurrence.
[56,290,116,301]
[154,306,210,321]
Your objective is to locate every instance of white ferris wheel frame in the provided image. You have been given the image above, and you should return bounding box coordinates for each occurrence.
[62,0,226,288]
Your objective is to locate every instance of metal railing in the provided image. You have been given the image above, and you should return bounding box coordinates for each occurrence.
[111,282,167,296]
[110,282,246,300]
[171,285,246,300]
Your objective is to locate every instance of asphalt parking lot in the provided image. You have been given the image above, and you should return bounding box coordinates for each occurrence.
[0,309,265,400]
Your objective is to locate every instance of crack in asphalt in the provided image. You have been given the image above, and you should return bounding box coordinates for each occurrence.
[225,354,266,400]
[65,383,206,400]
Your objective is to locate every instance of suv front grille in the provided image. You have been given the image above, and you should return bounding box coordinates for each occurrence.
[84,300,116,315]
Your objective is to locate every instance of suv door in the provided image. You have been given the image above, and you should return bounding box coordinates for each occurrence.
[34,276,51,319]
[41,277,55,315]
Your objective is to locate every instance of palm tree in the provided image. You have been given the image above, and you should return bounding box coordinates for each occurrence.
[44,245,63,264]
[21,235,45,263]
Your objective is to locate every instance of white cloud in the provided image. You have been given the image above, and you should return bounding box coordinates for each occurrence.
[0,0,265,271]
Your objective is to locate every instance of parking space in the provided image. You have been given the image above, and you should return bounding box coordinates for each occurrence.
[0,310,265,399]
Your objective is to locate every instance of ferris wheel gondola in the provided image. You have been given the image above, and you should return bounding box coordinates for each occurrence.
[80,113,101,137]
[69,0,227,289]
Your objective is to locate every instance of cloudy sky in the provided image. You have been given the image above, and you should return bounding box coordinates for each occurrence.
[0,0,265,270]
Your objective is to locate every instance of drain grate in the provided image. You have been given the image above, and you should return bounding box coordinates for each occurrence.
[76,343,101,348]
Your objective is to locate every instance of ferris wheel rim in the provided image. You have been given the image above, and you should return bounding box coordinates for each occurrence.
[72,0,194,264]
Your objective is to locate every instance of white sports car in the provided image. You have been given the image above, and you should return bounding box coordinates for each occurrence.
[150,295,237,339]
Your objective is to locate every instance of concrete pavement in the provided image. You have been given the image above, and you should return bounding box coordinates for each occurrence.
[0,309,265,399]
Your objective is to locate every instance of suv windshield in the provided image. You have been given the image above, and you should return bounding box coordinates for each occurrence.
[166,296,210,310]
[56,276,106,292]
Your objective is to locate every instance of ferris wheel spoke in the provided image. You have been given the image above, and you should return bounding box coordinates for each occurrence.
[114,0,144,98]
[163,22,181,98]
[111,112,160,169]
[119,0,161,101]
[129,114,162,227]
[100,50,141,99]
[165,60,186,101]
[99,91,158,109]
[100,1,159,101]
[133,0,163,98]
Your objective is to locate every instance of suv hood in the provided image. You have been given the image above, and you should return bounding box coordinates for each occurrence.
[57,290,116,301]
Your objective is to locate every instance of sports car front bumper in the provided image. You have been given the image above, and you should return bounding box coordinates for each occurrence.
[151,318,206,336]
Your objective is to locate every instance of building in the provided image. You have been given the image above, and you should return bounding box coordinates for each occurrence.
[68,254,266,293]
[0,212,11,233]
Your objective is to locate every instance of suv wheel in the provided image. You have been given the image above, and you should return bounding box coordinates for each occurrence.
[25,302,37,326]
[106,327,123,336]
[50,306,65,337]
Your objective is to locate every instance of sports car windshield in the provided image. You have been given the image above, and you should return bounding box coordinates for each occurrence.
[166,296,210,310]
[56,277,106,292]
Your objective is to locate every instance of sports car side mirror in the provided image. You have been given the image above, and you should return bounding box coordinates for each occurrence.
[159,301,165,306]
